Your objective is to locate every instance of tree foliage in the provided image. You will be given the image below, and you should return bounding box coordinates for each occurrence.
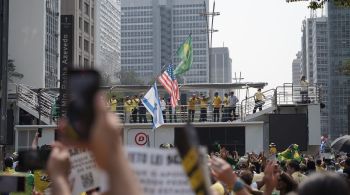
[287,0,350,10]
[8,59,23,82]
[341,59,350,75]
[120,70,144,85]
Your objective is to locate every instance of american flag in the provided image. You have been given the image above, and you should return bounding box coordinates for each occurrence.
[158,64,179,107]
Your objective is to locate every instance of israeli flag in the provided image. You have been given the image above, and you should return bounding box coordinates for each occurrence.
[141,82,164,129]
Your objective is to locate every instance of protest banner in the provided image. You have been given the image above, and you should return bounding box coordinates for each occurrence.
[69,149,100,195]
[127,147,195,195]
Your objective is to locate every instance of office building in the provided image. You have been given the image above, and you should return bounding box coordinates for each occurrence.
[327,2,350,138]
[121,0,209,84]
[209,47,232,96]
[61,0,95,68]
[301,18,315,84]
[95,0,121,84]
[8,0,60,88]
[292,51,302,85]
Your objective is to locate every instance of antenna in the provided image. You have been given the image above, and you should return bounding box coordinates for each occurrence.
[200,0,220,48]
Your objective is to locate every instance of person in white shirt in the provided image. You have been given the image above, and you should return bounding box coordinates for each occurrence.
[160,97,167,123]
[300,76,309,103]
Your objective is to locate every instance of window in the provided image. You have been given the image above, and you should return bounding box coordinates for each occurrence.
[79,17,82,30]
[84,58,89,68]
[91,43,94,54]
[91,25,94,37]
[91,8,94,19]
[79,0,82,10]
[79,36,82,48]
[84,21,89,34]
[84,39,89,52]
[84,3,89,16]
[79,55,82,67]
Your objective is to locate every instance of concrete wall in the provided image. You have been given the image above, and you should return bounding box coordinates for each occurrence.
[8,0,46,88]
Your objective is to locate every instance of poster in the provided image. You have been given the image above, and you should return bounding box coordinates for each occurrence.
[126,147,195,195]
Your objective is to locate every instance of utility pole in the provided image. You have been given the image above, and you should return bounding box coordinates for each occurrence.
[0,0,9,145]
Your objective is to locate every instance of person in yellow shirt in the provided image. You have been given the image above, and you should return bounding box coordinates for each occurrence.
[124,96,133,123]
[212,92,222,122]
[253,88,265,113]
[188,94,198,122]
[109,95,118,112]
[199,94,209,122]
[221,93,229,122]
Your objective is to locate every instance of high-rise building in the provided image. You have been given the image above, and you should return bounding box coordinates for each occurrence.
[301,18,315,84]
[95,0,121,84]
[311,17,329,135]
[61,0,95,68]
[121,0,209,84]
[327,2,350,138]
[209,47,232,96]
[8,0,60,88]
[292,51,302,85]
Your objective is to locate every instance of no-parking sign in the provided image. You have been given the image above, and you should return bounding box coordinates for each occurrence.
[135,132,149,146]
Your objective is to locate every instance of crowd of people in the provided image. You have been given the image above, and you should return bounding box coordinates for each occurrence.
[108,90,250,123]
[1,94,350,195]
[207,146,350,195]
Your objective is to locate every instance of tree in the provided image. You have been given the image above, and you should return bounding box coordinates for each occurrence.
[287,0,350,10]
[341,59,350,75]
[120,70,144,85]
[8,59,23,82]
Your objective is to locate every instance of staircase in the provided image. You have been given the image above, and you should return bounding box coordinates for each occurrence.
[16,84,55,125]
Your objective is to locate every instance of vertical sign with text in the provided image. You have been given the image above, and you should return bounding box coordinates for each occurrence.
[59,15,74,117]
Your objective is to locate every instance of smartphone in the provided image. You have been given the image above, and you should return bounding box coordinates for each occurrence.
[0,175,25,193]
[17,147,52,171]
[37,128,42,138]
[66,69,101,140]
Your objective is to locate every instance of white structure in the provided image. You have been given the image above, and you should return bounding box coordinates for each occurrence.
[8,0,60,88]
[95,0,121,84]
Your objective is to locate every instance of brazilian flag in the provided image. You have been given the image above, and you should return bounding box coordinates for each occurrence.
[174,35,193,75]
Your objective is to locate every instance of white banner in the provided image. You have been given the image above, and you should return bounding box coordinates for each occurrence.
[126,147,195,195]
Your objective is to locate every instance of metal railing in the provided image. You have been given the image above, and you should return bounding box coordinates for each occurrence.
[16,84,56,124]
[111,104,242,124]
[240,84,320,121]
[240,89,276,121]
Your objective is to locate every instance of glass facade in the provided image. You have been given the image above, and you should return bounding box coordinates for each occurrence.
[327,2,350,138]
[45,0,60,88]
[95,0,121,84]
[121,0,209,84]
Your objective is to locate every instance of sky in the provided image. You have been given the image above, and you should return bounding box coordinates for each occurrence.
[210,0,311,89]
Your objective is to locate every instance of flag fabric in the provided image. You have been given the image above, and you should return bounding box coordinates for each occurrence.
[158,64,179,108]
[174,35,193,75]
[141,83,164,129]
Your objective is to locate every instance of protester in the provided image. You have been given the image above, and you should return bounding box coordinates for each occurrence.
[199,94,209,122]
[221,93,229,122]
[212,92,222,122]
[49,94,142,195]
[253,89,265,114]
[188,94,197,122]
[124,96,132,123]
[138,93,147,123]
[228,91,239,120]
[286,159,307,184]
[109,95,117,112]
[160,97,167,123]
[300,76,309,103]
[131,95,140,123]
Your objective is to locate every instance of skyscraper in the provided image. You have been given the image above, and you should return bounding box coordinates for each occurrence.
[327,2,350,138]
[61,0,95,68]
[292,51,302,85]
[8,0,60,88]
[95,0,121,84]
[209,47,232,96]
[121,0,209,84]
